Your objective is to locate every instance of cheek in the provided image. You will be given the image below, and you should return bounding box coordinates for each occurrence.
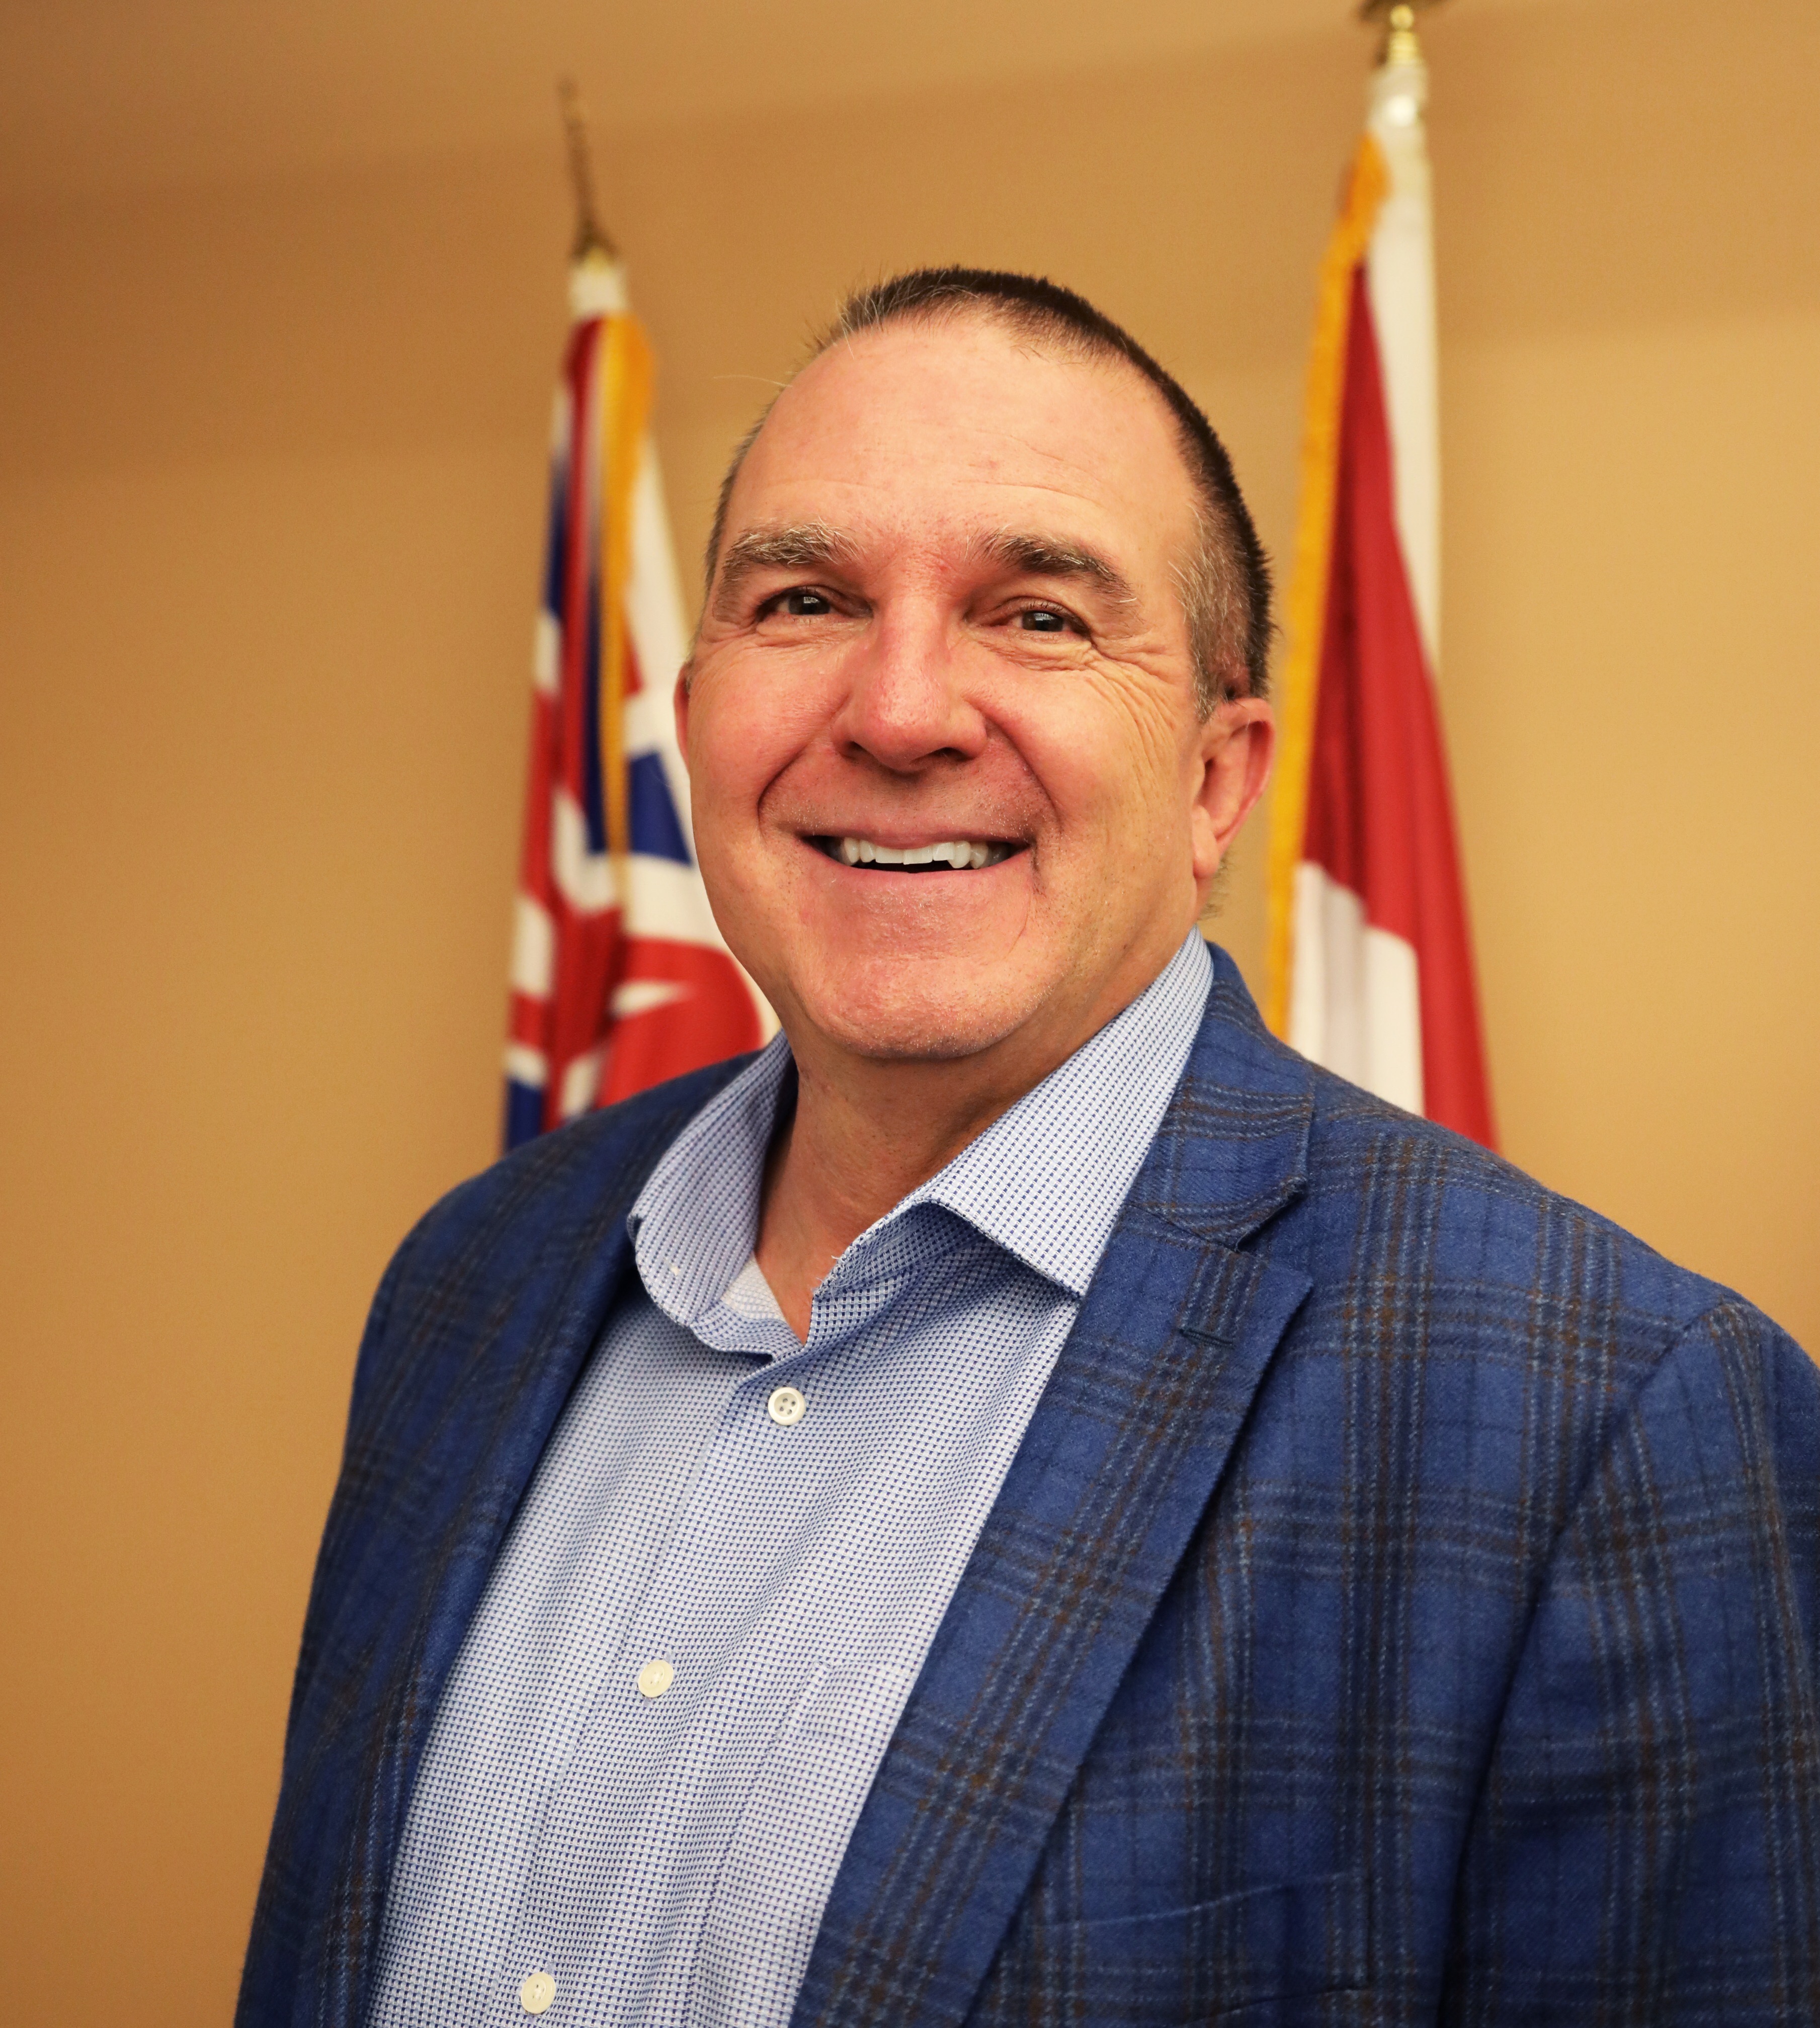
[1007,684,1191,847]
[686,663,809,831]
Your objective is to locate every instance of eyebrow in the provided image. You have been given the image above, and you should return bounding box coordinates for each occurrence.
[969,529,1139,613]
[711,522,860,617]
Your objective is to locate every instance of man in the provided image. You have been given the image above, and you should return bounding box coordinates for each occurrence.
[240,270,1819,2027]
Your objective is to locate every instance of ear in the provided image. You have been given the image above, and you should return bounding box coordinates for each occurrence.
[1190,697,1275,893]
[674,664,693,765]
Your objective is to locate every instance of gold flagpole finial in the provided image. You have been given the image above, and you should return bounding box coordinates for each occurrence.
[557,77,618,263]
[1358,0,1444,65]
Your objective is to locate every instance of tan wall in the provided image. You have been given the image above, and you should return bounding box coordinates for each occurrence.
[2,1,1814,2018]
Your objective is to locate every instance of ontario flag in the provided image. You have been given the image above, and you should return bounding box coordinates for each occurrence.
[1264,20,1495,1147]
[504,248,772,1150]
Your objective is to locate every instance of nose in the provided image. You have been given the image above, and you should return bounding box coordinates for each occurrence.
[828,604,988,776]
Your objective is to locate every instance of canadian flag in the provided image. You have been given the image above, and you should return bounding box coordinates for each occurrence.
[1265,24,1495,1147]
[503,249,773,1151]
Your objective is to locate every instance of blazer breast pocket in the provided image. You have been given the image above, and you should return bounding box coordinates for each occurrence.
[1012,1870,1370,2027]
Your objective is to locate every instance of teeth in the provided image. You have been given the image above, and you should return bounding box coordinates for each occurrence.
[831,836,1012,869]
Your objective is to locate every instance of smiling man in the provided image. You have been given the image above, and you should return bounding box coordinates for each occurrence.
[682,288,1271,1338]
[241,272,1818,2028]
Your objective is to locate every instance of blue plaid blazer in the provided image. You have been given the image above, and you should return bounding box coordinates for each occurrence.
[240,948,1820,2026]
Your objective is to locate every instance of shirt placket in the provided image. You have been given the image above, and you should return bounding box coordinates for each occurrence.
[497,1248,918,2027]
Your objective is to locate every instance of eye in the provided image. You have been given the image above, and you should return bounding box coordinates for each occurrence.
[763,587,835,618]
[1017,607,1073,634]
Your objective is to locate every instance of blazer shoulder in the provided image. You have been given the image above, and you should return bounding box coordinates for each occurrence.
[404,1053,756,1264]
[1191,949,1791,1356]
[1289,1051,1792,1359]
[344,1052,759,1418]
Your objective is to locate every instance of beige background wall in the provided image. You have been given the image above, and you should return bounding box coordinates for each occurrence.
[2,1,1814,2019]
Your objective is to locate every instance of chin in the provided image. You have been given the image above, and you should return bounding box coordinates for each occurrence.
[794,956,1041,1064]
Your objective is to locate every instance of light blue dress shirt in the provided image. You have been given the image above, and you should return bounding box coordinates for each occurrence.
[371,931,1212,2028]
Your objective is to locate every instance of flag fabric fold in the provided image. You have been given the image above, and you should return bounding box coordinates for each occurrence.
[1265,40,1496,1148]
[504,252,772,1150]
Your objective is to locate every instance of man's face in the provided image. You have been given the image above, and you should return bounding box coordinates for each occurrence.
[681,315,1272,1073]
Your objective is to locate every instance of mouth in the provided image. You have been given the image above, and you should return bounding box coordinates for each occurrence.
[806,834,1023,872]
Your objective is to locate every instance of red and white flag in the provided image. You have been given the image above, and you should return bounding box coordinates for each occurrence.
[504,249,773,1150]
[1265,23,1495,1146]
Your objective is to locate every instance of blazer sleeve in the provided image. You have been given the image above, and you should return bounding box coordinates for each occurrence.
[1445,1298,1820,2023]
[278,1215,422,1758]
[277,1156,508,1750]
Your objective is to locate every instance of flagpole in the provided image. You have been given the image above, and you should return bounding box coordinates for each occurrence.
[557,77,618,263]
[553,82,644,899]
[1358,0,1444,64]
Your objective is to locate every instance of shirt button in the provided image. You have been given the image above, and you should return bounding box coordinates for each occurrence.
[636,1657,675,1699]
[767,1385,807,1426]
[519,1971,557,2014]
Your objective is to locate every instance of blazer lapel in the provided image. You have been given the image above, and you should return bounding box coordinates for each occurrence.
[793,951,1316,2028]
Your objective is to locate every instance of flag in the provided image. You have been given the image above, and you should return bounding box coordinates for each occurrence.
[1264,18,1495,1147]
[504,249,773,1150]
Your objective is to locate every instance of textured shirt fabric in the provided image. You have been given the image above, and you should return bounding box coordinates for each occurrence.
[369,931,1213,2028]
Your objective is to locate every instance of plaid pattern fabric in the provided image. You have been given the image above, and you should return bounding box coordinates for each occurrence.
[238,948,1820,2028]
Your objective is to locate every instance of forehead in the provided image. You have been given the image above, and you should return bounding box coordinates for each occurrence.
[726,315,1198,571]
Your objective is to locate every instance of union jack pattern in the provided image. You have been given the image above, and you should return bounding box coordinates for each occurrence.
[504,254,770,1151]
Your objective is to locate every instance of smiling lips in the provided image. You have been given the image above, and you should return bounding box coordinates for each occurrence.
[812,835,1019,871]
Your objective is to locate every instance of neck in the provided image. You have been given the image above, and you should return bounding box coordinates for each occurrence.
[753,935,1190,1337]
[751,1046,1036,1340]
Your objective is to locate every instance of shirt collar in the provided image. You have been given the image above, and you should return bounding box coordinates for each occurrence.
[631,1033,794,1333]
[900,930,1210,1297]
[630,930,1212,1324]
